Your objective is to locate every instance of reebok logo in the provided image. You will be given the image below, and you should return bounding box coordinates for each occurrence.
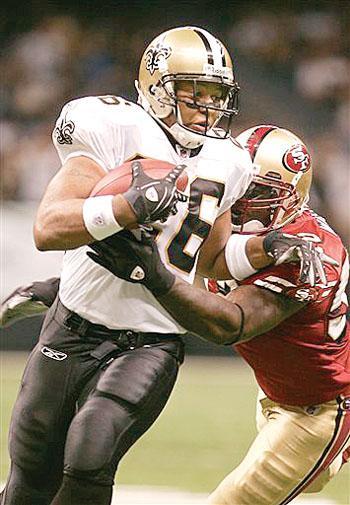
[41,346,67,361]
[145,187,159,202]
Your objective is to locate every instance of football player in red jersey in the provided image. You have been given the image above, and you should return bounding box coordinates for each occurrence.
[85,125,350,505]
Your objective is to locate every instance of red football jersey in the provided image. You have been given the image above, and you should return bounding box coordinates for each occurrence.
[227,210,349,406]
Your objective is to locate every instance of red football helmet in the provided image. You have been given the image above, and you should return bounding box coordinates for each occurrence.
[232,125,313,234]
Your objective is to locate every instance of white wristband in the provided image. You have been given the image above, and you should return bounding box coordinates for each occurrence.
[83,195,123,240]
[225,234,258,281]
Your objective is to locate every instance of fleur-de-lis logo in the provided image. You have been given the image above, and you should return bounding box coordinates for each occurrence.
[54,117,75,145]
[145,43,172,75]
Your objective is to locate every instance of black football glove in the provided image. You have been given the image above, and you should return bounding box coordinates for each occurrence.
[86,230,175,297]
[263,231,338,286]
[122,160,188,225]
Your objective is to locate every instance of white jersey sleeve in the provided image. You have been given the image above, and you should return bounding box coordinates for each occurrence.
[52,96,123,172]
[216,137,254,216]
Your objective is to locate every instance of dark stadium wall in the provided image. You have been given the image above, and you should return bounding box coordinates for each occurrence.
[2,0,347,42]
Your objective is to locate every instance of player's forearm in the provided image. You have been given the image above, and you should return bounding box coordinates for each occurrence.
[34,195,136,251]
[34,155,139,251]
[204,235,274,279]
[246,236,274,269]
[157,280,303,346]
[34,199,94,250]
[157,279,242,345]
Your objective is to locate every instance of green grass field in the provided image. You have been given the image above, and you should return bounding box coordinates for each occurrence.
[1,352,349,503]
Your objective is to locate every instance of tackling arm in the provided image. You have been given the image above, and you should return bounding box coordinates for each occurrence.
[87,230,304,346]
[198,216,331,287]
[156,279,304,345]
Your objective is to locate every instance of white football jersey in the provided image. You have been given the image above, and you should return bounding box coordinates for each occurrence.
[52,95,254,332]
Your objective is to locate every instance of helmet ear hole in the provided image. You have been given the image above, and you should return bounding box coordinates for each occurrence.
[265,171,282,180]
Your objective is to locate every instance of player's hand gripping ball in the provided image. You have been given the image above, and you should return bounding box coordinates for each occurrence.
[91,158,188,226]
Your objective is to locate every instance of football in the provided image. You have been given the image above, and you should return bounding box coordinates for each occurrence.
[90,158,188,196]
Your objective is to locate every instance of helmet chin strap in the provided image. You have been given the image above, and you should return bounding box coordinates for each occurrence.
[168,122,204,149]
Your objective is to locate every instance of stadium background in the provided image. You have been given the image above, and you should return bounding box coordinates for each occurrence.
[1,0,349,503]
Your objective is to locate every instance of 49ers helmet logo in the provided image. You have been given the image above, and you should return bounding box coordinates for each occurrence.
[282,144,311,173]
[145,43,172,75]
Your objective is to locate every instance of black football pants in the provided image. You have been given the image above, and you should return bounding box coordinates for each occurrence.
[1,298,184,505]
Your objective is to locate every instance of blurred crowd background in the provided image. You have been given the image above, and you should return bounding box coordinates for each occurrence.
[1,0,349,244]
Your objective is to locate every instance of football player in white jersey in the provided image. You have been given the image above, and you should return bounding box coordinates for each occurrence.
[0,25,251,505]
[0,27,331,505]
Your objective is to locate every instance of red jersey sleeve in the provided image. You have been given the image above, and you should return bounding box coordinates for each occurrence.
[239,262,321,303]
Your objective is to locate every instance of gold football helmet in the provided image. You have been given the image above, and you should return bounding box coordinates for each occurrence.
[136,26,239,148]
[232,125,312,233]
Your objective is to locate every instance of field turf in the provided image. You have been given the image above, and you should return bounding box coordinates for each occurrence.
[1,352,349,503]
